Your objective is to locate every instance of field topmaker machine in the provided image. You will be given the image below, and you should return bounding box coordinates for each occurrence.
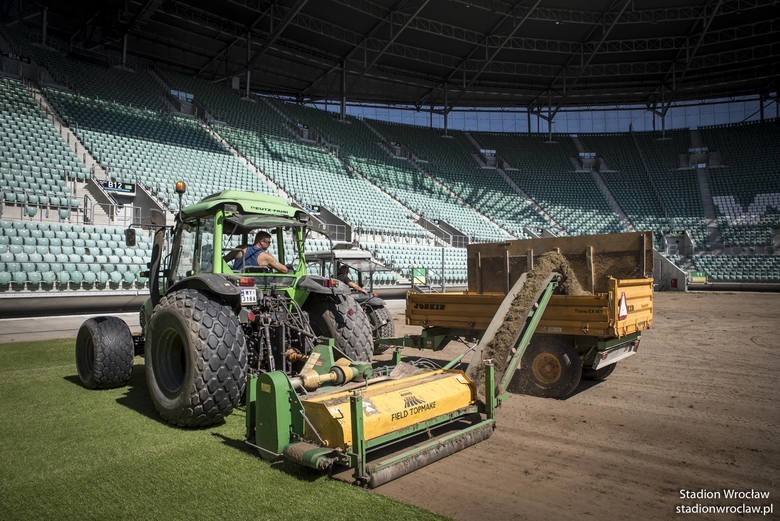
[74,186,653,487]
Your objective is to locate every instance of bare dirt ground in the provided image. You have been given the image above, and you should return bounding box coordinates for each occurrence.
[376,292,780,520]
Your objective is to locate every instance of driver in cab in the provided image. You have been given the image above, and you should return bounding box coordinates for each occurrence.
[224,231,288,273]
[336,263,376,296]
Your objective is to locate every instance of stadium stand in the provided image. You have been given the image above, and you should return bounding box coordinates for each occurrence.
[363,242,469,286]
[44,88,276,208]
[651,168,709,247]
[0,219,152,292]
[160,72,432,239]
[0,30,777,289]
[270,101,544,239]
[476,132,624,236]
[0,78,86,218]
[701,121,780,250]
[9,35,169,112]
[364,121,516,241]
[693,254,780,282]
[579,133,692,241]
[632,128,691,173]
[475,132,576,173]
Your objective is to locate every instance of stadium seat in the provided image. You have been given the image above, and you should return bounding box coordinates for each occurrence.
[0,269,11,288]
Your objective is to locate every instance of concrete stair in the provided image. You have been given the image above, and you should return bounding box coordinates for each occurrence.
[590,170,635,231]
[199,120,289,200]
[147,68,182,113]
[28,83,114,225]
[495,167,565,234]
[697,168,723,247]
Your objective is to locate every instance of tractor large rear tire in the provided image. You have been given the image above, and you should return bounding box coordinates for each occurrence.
[367,305,395,354]
[76,316,134,389]
[305,294,374,362]
[510,335,582,399]
[145,288,247,427]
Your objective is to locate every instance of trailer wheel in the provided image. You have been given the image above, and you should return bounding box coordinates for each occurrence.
[145,289,247,427]
[305,294,374,362]
[76,316,134,389]
[511,336,582,399]
[367,305,395,354]
[583,363,616,381]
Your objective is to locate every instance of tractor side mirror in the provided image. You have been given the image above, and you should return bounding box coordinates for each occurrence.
[125,228,136,247]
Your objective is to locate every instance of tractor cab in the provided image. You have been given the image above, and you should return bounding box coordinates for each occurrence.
[138,187,326,307]
[305,244,396,345]
[305,244,393,296]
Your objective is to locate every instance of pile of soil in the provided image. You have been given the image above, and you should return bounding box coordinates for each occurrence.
[565,252,643,293]
[468,251,584,399]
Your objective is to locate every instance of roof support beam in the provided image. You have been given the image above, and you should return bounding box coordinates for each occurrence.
[197,5,273,75]
[530,0,631,107]
[651,0,724,109]
[414,0,527,106]
[449,0,542,106]
[446,0,773,25]
[112,0,776,107]
[348,0,430,89]
[219,0,308,81]
[670,0,724,89]
[329,0,776,52]
[125,0,165,33]
[300,1,403,95]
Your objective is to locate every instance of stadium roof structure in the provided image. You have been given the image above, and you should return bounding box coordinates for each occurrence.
[7,0,780,111]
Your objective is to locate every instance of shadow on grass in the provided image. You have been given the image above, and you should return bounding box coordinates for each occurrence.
[115,366,230,429]
[211,432,325,483]
[63,374,83,386]
[270,459,328,483]
[115,364,170,425]
[62,365,172,425]
[210,432,257,457]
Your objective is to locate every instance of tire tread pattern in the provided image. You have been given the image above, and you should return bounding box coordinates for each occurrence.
[147,289,247,427]
[369,306,395,354]
[306,295,374,362]
[76,316,134,389]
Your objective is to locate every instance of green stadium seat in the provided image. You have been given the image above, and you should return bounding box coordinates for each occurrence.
[12,271,27,289]
[82,271,96,287]
[56,270,70,287]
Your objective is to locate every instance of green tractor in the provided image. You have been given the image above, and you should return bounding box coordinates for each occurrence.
[75,187,375,427]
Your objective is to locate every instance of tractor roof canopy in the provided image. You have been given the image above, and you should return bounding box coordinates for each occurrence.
[305,245,392,273]
[180,190,311,233]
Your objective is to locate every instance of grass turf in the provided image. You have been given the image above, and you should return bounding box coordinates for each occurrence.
[0,339,447,521]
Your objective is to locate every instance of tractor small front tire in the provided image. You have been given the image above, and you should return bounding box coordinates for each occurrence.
[583,363,617,381]
[145,289,247,427]
[76,316,134,389]
[510,336,582,399]
[367,305,395,354]
[306,294,374,362]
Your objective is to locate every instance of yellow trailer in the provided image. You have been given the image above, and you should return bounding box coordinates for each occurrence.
[407,277,653,338]
[392,232,655,398]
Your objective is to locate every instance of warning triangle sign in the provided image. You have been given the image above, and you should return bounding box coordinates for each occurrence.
[618,292,628,320]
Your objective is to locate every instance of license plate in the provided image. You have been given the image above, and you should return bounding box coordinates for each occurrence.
[240,287,257,305]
